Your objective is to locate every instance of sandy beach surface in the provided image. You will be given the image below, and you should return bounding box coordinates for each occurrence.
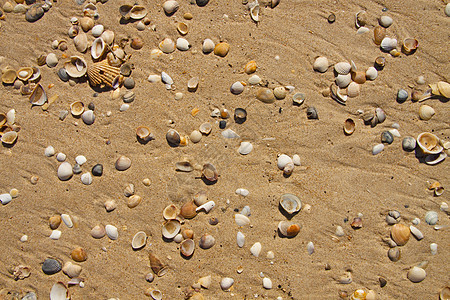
[0,0,449,299]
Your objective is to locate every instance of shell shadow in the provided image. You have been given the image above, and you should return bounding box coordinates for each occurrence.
[278,203,299,220]
[276,229,298,239]
[200,177,217,185]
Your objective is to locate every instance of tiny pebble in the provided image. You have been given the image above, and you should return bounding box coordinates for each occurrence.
[56,153,66,162]
[75,155,87,166]
[88,102,95,110]
[142,178,151,186]
[9,188,19,198]
[430,243,437,255]
[92,164,103,176]
[124,77,135,89]
[20,235,28,242]
[72,164,82,174]
[120,104,129,111]
[30,175,39,185]
[219,120,226,129]
[45,146,55,157]
[292,154,301,166]
[412,218,420,225]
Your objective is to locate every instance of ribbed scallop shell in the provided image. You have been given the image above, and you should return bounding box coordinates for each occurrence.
[87,60,121,87]
[334,62,351,75]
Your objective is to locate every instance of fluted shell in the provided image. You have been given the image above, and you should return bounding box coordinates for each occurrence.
[390,224,410,246]
[159,38,176,54]
[334,62,351,75]
[180,239,195,257]
[29,83,47,106]
[417,132,442,154]
[130,5,147,20]
[418,105,435,121]
[162,219,181,239]
[313,56,329,72]
[366,67,378,80]
[87,60,121,87]
[64,56,87,78]
[347,82,360,98]
[163,204,178,220]
[132,231,147,250]
[91,37,106,60]
[279,193,302,215]
[17,67,33,81]
[62,261,82,278]
[335,74,351,88]
[42,258,62,275]
[278,221,301,237]
[74,32,88,53]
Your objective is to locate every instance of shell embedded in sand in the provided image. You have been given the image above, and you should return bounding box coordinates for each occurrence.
[87,60,122,88]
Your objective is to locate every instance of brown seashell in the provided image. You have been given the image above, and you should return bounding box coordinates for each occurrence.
[29,83,47,106]
[2,68,17,84]
[244,60,257,74]
[71,247,87,262]
[390,224,410,246]
[49,215,62,230]
[180,201,198,219]
[149,252,168,277]
[37,54,47,66]
[80,17,94,32]
[17,67,33,81]
[373,26,386,45]
[374,56,386,68]
[202,163,218,182]
[256,88,275,103]
[87,60,121,88]
[70,101,84,116]
[343,118,355,135]
[402,38,418,55]
[0,114,6,127]
[127,195,142,208]
[214,42,230,57]
[351,217,363,229]
[182,229,194,240]
[64,56,88,78]
[130,37,144,50]
[74,32,88,53]
[351,71,366,84]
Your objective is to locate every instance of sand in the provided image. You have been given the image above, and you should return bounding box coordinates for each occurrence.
[0,0,449,299]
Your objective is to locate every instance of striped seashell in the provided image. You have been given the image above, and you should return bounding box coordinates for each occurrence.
[87,60,122,88]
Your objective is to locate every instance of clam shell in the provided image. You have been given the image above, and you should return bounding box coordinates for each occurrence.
[91,24,104,38]
[380,37,397,51]
[149,252,168,277]
[17,67,33,81]
[407,266,426,283]
[176,37,190,51]
[248,74,261,85]
[87,60,121,87]
[256,88,275,103]
[335,73,351,88]
[418,105,435,121]
[202,39,215,54]
[194,191,208,206]
[379,15,393,28]
[237,231,245,247]
[49,215,62,230]
[57,163,73,181]
[214,42,230,57]
[250,4,260,22]
[343,118,355,135]
[410,225,423,240]
[71,247,87,262]
[273,86,287,99]
[166,129,181,146]
[81,110,95,125]
[425,211,438,225]
[196,200,215,213]
[366,67,378,80]
[80,17,94,32]
[50,282,69,300]
[175,161,194,172]
[330,84,347,105]
[64,56,87,78]
[220,278,234,291]
[402,38,418,54]
[230,81,244,95]
[70,101,84,116]
[132,231,147,249]
[351,71,366,84]
[388,247,401,262]
[244,60,257,74]
[90,225,106,239]
[278,221,301,237]
[130,5,147,20]
[239,141,253,155]
[115,155,131,171]
[163,204,178,220]
[373,26,386,45]
[235,213,250,226]
[136,126,154,142]
[202,163,218,182]
[279,193,302,215]
[334,62,351,75]
[417,132,442,154]
[180,201,198,219]
[1,131,17,145]
[42,258,62,275]
[2,68,17,84]
[177,22,188,35]
[74,32,88,53]
[391,224,410,246]
[119,4,133,17]
[127,195,142,208]
[440,286,450,300]
[277,154,293,169]
[91,37,106,60]
[163,1,179,15]
[313,56,328,72]
[437,81,450,98]
[105,224,118,240]
[62,261,82,278]
[199,122,212,135]
[101,30,115,45]
[29,83,47,106]
[180,239,195,257]
[199,233,215,249]
[162,219,181,239]
[250,242,262,257]
[159,38,176,54]
[347,82,360,98]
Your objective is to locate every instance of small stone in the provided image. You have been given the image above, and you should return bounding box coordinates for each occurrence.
[58,162,73,181]
[124,77,135,89]
[379,276,387,287]
[75,155,87,165]
[45,146,55,157]
[219,120,226,129]
[92,164,103,176]
[381,131,394,144]
[25,4,44,22]
[143,178,151,186]
[402,136,416,151]
[80,172,93,185]
[72,164,82,174]
[263,277,272,289]
[20,235,28,242]
[56,153,66,162]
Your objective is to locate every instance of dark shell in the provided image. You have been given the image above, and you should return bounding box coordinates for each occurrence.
[306,107,318,119]
[57,68,70,82]
[92,164,103,176]
[42,258,62,275]
[381,131,394,144]
[25,4,45,22]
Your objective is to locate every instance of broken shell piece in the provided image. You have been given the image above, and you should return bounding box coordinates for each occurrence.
[417,132,442,154]
[130,5,147,20]
[149,252,168,277]
[50,282,69,300]
[187,77,199,92]
[1,68,17,84]
[250,4,260,22]
[196,200,215,213]
[132,231,147,250]
[402,38,418,54]
[136,126,154,142]
[162,219,181,239]
[279,193,302,215]
[250,242,262,257]
[292,92,305,105]
[278,221,301,237]
[202,163,218,182]
[180,239,195,257]
[198,275,212,289]
[29,83,47,106]
[175,161,194,172]
[12,265,31,280]
[199,122,212,135]
[330,84,347,105]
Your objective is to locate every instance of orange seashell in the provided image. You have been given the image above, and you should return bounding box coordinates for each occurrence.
[351,71,366,84]
[244,60,257,74]
[214,42,230,57]
[87,60,122,88]
[180,201,197,219]
[373,26,386,45]
[149,252,168,277]
[391,224,410,246]
[71,247,87,262]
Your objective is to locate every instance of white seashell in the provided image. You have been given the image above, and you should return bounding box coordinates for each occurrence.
[176,38,190,51]
[291,154,301,166]
[132,231,147,250]
[49,230,62,240]
[389,129,401,137]
[412,218,420,225]
[430,243,437,255]
[6,109,15,125]
[335,73,351,88]
[425,152,447,165]
[162,0,179,15]
[277,154,293,169]
[56,153,66,162]
[347,82,360,98]
[80,172,92,185]
[115,155,131,171]
[162,219,181,239]
[61,214,73,228]
[410,225,423,240]
[235,188,249,196]
[202,39,215,54]
[366,66,378,80]
[418,105,435,121]
[57,162,73,180]
[220,277,234,291]
[335,225,345,237]
[250,242,262,257]
[425,211,438,225]
[248,74,261,85]
[263,277,272,289]
[104,200,116,212]
[198,275,211,289]
[75,155,87,165]
[190,130,202,143]
[334,62,351,75]
[240,206,251,216]
[313,56,329,73]
[105,224,118,240]
[307,241,314,255]
[222,128,240,139]
[100,30,114,45]
[149,289,163,300]
[91,37,106,60]
[63,262,82,278]
[74,32,88,52]
[196,200,215,213]
[380,37,397,51]
[235,213,250,226]
[159,38,176,54]
[230,81,244,95]
[379,15,393,28]
[90,225,105,239]
[45,146,55,157]
[173,234,183,243]
[148,74,161,83]
[161,71,173,86]
[372,143,384,155]
[407,266,426,283]
[46,53,58,68]
[91,24,104,37]
[81,110,95,125]
[356,26,370,34]
[50,282,69,300]
[0,193,12,205]
[238,142,253,155]
[250,4,260,22]
[279,193,302,215]
[236,232,245,248]
[441,202,448,211]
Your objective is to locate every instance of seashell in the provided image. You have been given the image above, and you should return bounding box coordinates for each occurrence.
[202,39,215,54]
[57,162,73,181]
[1,131,17,145]
[68,25,79,38]
[119,4,132,17]
[17,67,33,81]
[2,68,17,84]
[355,10,367,28]
[334,62,351,75]
[279,193,302,215]
[409,225,423,240]
[283,162,295,176]
[199,122,212,135]
[166,129,181,146]
[306,106,318,119]
[277,154,292,170]
[278,221,301,237]
[132,231,147,250]
[62,261,82,278]
[347,82,360,98]
[373,26,386,45]
[436,81,450,98]
[181,229,194,240]
[238,141,253,155]
[130,37,144,50]
[230,81,244,95]
[127,195,142,208]
[235,213,250,226]
[147,289,163,300]
[273,86,287,99]
[357,26,370,34]
[159,38,176,54]
[379,15,393,28]
[199,233,215,249]
[248,74,261,85]
[163,204,178,220]
[163,1,179,15]
[187,77,199,92]
[74,32,88,52]
[351,71,366,84]
[244,60,257,74]
[71,247,87,262]
[49,215,62,230]
[29,83,47,106]
[202,163,218,182]
[136,126,154,142]
[80,172,93,185]
[81,110,95,125]
[42,258,62,275]
[64,56,87,79]
[180,201,198,219]
[193,191,208,206]
[417,132,442,154]
[91,25,104,38]
[440,286,450,300]
[149,252,168,277]
[335,74,351,88]
[306,241,315,255]
[237,231,245,247]
[162,219,181,239]
[99,30,114,46]
[214,42,230,57]
[374,56,386,68]
[396,88,409,102]
[343,118,355,135]
[380,37,397,51]
[365,67,378,80]
[104,199,117,212]
[418,105,435,121]
[196,200,215,213]
[313,56,328,72]
[177,22,188,35]
[250,4,260,22]
[87,60,121,87]
[402,38,418,54]
[425,211,438,225]
[105,224,118,240]
[46,53,59,68]
[388,247,401,262]
[381,131,393,144]
[176,37,190,51]
[391,224,410,246]
[198,275,212,289]
[115,155,131,171]
[90,225,106,239]
[351,217,363,229]
[190,130,202,143]
[407,266,426,283]
[330,84,347,105]
[180,239,195,257]
[256,88,275,103]
[250,242,262,257]
[70,101,84,116]
[83,3,98,18]
[79,17,94,32]
[221,277,234,291]
[130,5,147,20]
[91,38,106,60]
[50,282,69,300]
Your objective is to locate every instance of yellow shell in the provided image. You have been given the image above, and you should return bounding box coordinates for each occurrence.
[71,247,87,262]
[391,224,410,246]
[87,60,122,87]
[244,60,257,74]
[180,201,197,219]
[214,42,230,57]
[2,68,17,84]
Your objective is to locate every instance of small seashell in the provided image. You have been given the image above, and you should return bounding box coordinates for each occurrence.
[17,67,33,82]
[334,62,351,75]
[273,86,287,99]
[132,231,147,250]
[159,38,175,53]
[115,155,131,171]
[81,110,95,125]
[401,136,416,151]
[202,163,218,182]
[307,241,314,255]
[409,225,423,240]
[136,126,154,143]
[230,81,244,95]
[50,282,69,300]
[180,201,198,219]
[166,129,181,146]
[248,74,261,85]
[417,132,442,154]
[343,118,355,135]
[74,32,88,53]
[237,231,245,247]
[366,67,378,80]
[351,217,363,229]
[119,4,132,17]
[101,30,115,45]
[177,22,188,35]
[49,215,61,230]
[194,191,208,206]
[199,122,212,135]
[351,71,366,84]
[313,56,329,73]
[149,252,168,277]
[162,219,181,239]
[190,130,202,143]
[391,224,410,246]
[62,261,82,278]
[180,239,195,257]
[87,60,121,87]
[91,24,104,38]
[388,247,401,262]
[29,83,47,106]
[71,247,87,262]
[407,266,426,283]
[104,200,117,212]
[244,60,257,74]
[279,193,302,215]
[263,277,272,289]
[80,172,92,185]
[418,105,435,121]
[425,211,438,225]
[306,106,318,119]
[91,38,106,60]
[327,12,336,23]
[127,195,142,208]
[402,38,418,55]
[187,77,199,92]
[80,17,94,32]
[220,277,234,291]
[335,73,351,88]
[105,224,118,240]
[347,82,360,98]
[176,37,190,51]
[374,56,386,68]
[42,258,62,275]
[163,1,179,15]
[250,4,260,22]
[277,154,292,170]
[1,68,17,84]
[373,26,386,45]
[238,142,253,155]
[379,15,393,28]
[202,39,215,54]
[57,162,73,181]
[123,183,135,197]
[0,193,12,205]
[130,37,144,50]
[130,5,147,20]
[430,243,438,255]
[198,275,211,289]
[199,233,215,249]
[372,143,384,155]
[235,213,250,226]
[90,225,106,239]
[278,221,301,237]
[214,42,230,57]
[380,37,397,52]
[250,242,262,257]
[163,204,178,220]
[396,88,409,102]
[292,92,305,105]
[1,131,18,145]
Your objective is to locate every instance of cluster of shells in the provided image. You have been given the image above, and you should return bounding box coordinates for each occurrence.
[244,0,281,23]
[277,194,302,238]
[1,1,52,23]
[0,109,18,145]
